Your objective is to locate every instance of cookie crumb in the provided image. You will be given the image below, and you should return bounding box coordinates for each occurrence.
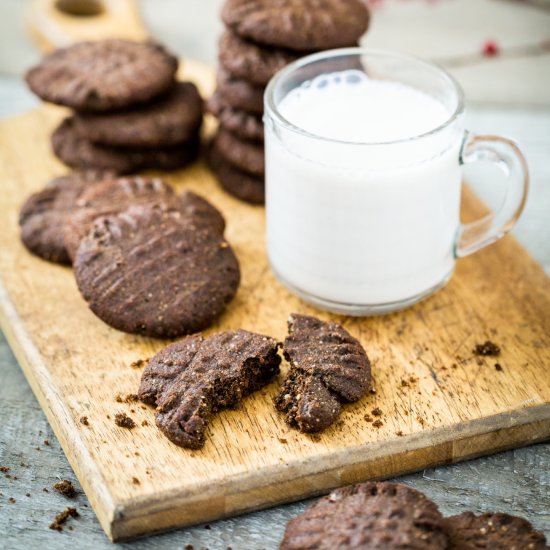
[26,493,31,497]
[371,407,383,417]
[278,438,288,444]
[43,488,49,492]
[132,477,140,485]
[473,340,501,357]
[54,479,77,498]
[0,466,9,473]
[364,414,373,422]
[44,439,50,446]
[115,413,136,429]
[416,415,426,426]
[49,507,79,531]
[494,363,503,371]
[372,420,383,428]
[396,430,404,437]
[130,358,148,369]
[79,416,89,426]
[115,393,139,404]
[9,497,16,503]
[184,545,194,550]
[141,420,149,427]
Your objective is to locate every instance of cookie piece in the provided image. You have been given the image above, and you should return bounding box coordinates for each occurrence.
[281,482,448,550]
[222,0,370,52]
[218,31,300,86]
[72,82,203,147]
[444,511,547,550]
[138,330,281,448]
[64,176,224,260]
[26,39,178,112]
[74,203,240,338]
[19,171,110,264]
[52,118,199,174]
[213,128,265,177]
[207,142,265,205]
[274,314,371,433]
[217,69,265,115]
[207,92,264,142]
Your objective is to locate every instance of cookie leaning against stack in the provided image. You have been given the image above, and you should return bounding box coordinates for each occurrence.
[26,39,203,174]
[207,0,370,204]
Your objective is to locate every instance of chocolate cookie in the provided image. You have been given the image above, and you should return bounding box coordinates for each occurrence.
[72,82,203,147]
[218,31,300,86]
[52,118,199,173]
[274,314,371,433]
[64,176,224,260]
[19,171,110,264]
[281,482,448,549]
[207,142,265,204]
[26,39,178,112]
[217,69,265,115]
[74,203,240,338]
[222,0,370,52]
[207,92,264,142]
[444,512,547,549]
[138,330,281,449]
[213,128,265,177]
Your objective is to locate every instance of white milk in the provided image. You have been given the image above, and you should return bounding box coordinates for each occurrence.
[265,70,463,307]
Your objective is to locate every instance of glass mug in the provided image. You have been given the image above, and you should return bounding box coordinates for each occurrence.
[264,49,529,315]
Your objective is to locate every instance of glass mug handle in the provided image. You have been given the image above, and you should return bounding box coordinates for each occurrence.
[455,131,529,257]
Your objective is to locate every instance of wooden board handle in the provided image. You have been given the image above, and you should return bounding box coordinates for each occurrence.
[27,0,148,52]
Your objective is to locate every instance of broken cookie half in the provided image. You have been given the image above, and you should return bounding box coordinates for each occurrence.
[138,330,281,449]
[274,314,372,433]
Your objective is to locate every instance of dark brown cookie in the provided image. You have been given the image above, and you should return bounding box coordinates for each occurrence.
[19,171,110,264]
[52,118,200,174]
[138,330,281,449]
[213,128,265,177]
[207,141,265,205]
[72,82,203,147]
[444,511,547,549]
[218,31,300,86]
[74,203,240,338]
[26,39,178,112]
[281,482,448,550]
[222,0,370,51]
[274,314,371,433]
[64,176,224,261]
[207,92,264,142]
[217,69,265,115]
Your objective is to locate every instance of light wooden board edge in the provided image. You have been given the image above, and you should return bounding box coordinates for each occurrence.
[2,270,549,541]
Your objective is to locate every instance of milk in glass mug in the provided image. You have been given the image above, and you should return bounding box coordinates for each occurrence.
[264,48,528,315]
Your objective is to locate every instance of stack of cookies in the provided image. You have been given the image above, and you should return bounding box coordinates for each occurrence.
[26,39,204,174]
[207,0,371,204]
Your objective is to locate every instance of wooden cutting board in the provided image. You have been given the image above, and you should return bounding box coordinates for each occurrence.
[1,61,549,542]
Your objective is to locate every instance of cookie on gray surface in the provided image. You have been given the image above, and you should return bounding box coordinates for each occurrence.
[26,39,178,112]
[19,171,110,264]
[72,82,203,147]
[64,176,225,261]
[444,511,547,550]
[138,330,281,449]
[217,69,265,115]
[74,203,240,338]
[207,141,265,205]
[222,0,370,52]
[207,92,264,142]
[280,482,449,550]
[52,117,199,174]
[213,128,265,177]
[274,314,371,433]
[218,31,300,87]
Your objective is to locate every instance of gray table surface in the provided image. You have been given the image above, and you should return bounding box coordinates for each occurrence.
[0,1,549,548]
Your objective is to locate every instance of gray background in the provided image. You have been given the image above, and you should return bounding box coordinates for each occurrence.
[0,1,549,548]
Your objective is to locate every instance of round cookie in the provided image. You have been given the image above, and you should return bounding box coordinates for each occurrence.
[64,176,225,260]
[218,31,300,86]
[207,143,264,204]
[26,39,178,112]
[444,512,547,549]
[74,203,240,338]
[281,482,449,550]
[222,0,370,51]
[72,82,203,147]
[213,128,265,177]
[19,171,111,264]
[217,69,265,115]
[52,118,199,174]
[207,92,264,142]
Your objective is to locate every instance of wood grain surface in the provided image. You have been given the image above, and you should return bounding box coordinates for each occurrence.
[0,61,549,541]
